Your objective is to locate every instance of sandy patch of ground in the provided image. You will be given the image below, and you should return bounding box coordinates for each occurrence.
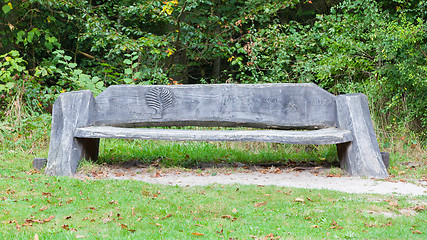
[75,161,427,196]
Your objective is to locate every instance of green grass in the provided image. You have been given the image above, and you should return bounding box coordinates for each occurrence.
[98,138,337,167]
[1,118,426,239]
[1,171,426,239]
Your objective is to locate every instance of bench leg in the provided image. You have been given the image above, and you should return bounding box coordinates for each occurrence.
[45,90,97,176]
[335,94,388,178]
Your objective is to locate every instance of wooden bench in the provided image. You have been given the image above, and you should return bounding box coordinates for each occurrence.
[45,83,388,178]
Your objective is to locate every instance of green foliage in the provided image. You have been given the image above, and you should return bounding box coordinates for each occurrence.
[35,50,105,95]
[224,0,427,139]
[0,0,426,140]
[122,52,169,85]
[0,51,25,92]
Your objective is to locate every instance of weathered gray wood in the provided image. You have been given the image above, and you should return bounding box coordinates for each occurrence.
[75,126,353,145]
[381,152,390,168]
[44,83,388,178]
[336,94,388,178]
[94,83,337,129]
[45,90,99,176]
[33,158,47,170]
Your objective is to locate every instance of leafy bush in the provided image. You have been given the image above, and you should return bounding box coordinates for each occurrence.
[0,0,426,141]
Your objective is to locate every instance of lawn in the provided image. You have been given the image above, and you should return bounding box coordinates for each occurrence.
[0,118,426,239]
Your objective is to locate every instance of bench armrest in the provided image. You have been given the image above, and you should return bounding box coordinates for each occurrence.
[45,90,99,176]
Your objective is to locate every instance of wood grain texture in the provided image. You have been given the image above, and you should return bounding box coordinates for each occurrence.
[45,83,387,178]
[75,126,353,145]
[94,83,337,129]
[336,94,388,178]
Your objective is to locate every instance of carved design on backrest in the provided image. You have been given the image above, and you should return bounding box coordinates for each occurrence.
[94,83,338,128]
[145,87,173,118]
[312,96,332,106]
[286,102,298,112]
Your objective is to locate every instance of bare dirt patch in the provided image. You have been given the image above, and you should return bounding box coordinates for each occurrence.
[75,161,427,196]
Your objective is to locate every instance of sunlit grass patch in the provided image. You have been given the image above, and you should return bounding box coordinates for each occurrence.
[98,138,338,168]
[0,173,426,239]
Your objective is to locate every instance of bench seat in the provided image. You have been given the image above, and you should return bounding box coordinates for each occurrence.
[74,126,353,145]
[45,83,389,178]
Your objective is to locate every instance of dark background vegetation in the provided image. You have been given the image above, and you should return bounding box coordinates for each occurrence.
[1,0,426,142]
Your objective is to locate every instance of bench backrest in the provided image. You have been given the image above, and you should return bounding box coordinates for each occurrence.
[94,83,337,129]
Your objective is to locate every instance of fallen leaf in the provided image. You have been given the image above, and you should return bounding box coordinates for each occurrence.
[39,206,48,211]
[65,216,72,220]
[382,221,392,227]
[326,174,341,178]
[262,233,280,239]
[61,224,69,230]
[330,219,343,230]
[44,215,55,222]
[76,235,85,239]
[221,215,238,221]
[162,214,172,220]
[232,208,238,213]
[34,233,39,240]
[131,207,135,216]
[118,223,127,229]
[109,200,118,204]
[364,223,377,228]
[389,200,399,207]
[311,225,319,228]
[254,201,268,207]
[413,230,422,234]
[294,197,304,202]
[191,232,204,236]
[103,218,112,224]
